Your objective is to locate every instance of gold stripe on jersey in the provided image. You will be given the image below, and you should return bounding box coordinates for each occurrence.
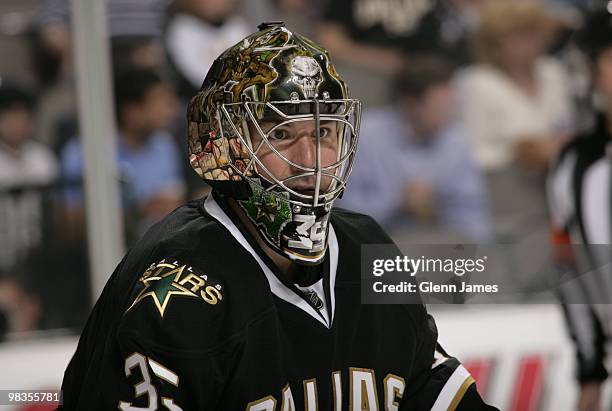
[448,376,475,411]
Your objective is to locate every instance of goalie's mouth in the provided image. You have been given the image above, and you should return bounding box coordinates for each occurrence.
[287,185,318,197]
[294,188,317,196]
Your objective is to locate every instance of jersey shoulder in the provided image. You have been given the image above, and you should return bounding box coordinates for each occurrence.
[115,198,261,354]
[330,206,394,245]
[131,198,221,256]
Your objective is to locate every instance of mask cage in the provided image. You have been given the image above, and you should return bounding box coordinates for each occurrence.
[217,99,361,208]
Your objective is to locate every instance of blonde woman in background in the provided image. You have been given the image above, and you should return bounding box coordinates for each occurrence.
[457,1,575,238]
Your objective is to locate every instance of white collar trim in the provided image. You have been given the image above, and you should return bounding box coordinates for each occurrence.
[204,195,338,328]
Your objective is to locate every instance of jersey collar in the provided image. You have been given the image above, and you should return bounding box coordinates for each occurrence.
[203,194,338,328]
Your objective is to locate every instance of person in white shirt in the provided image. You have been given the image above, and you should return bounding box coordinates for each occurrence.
[458,1,575,173]
[0,83,57,188]
[165,0,249,98]
[0,81,58,270]
[456,1,576,239]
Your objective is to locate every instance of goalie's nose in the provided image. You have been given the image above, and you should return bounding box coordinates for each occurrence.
[291,134,318,170]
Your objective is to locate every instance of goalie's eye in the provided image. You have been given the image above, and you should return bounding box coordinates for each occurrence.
[317,127,333,139]
[268,128,290,140]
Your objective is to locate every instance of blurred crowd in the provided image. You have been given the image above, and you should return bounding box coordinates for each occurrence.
[0,0,606,338]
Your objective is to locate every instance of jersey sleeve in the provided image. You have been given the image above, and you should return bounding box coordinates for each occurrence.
[112,258,237,410]
[113,330,232,410]
[60,253,240,410]
[401,311,498,411]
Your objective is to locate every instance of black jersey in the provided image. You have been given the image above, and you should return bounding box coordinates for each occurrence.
[60,194,495,410]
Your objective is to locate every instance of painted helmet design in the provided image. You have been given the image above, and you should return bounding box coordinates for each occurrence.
[187,22,361,264]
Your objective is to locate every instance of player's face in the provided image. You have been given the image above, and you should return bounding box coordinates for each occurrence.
[249,119,340,196]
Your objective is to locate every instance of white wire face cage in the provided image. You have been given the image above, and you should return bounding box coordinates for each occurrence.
[218,98,361,209]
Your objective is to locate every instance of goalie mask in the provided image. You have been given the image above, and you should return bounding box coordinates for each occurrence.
[187,22,361,264]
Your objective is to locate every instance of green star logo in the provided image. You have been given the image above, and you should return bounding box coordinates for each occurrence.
[128,263,197,317]
[253,195,281,223]
[239,181,292,243]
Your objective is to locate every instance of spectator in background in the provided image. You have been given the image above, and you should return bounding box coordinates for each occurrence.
[319,0,433,75]
[317,0,435,106]
[35,0,170,72]
[317,0,488,106]
[339,57,491,242]
[0,81,57,188]
[265,0,325,36]
[457,1,575,238]
[31,0,171,149]
[164,0,249,198]
[165,0,249,99]
[0,82,57,335]
[403,0,489,66]
[0,80,58,270]
[60,69,185,242]
[459,1,574,173]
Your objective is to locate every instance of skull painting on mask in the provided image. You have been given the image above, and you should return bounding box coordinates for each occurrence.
[290,56,323,99]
